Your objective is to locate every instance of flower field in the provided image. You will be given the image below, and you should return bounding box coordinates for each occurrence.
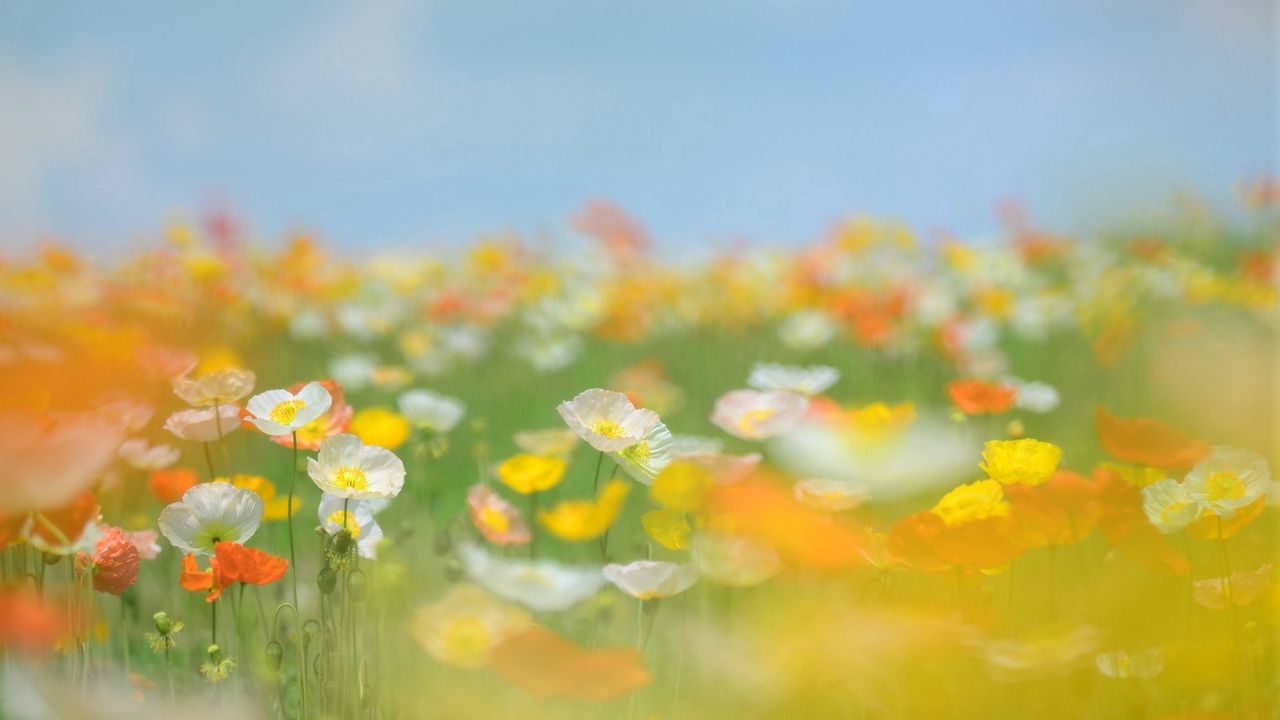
[0,197,1276,719]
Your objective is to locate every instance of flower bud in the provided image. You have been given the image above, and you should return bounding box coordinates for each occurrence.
[348,569,367,601]
[265,640,284,672]
[153,611,173,635]
[318,566,338,595]
[333,529,353,555]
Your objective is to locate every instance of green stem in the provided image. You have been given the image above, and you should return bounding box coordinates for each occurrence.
[202,442,217,481]
[288,432,300,611]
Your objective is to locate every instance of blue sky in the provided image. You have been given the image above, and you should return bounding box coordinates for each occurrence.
[0,1,1273,255]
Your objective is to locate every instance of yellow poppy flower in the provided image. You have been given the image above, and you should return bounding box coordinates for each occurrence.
[980,438,1062,486]
[642,508,692,550]
[496,454,567,494]
[930,479,1010,526]
[650,460,712,513]
[350,407,412,451]
[539,479,630,541]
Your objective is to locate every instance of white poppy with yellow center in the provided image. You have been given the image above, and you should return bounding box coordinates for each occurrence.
[308,433,406,500]
[317,493,385,559]
[611,421,674,485]
[711,389,809,441]
[1182,446,1270,519]
[793,477,871,512]
[603,560,698,599]
[556,388,660,453]
[1140,479,1201,534]
[245,382,333,436]
[747,362,839,396]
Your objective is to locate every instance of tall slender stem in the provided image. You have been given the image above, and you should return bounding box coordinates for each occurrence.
[289,432,300,610]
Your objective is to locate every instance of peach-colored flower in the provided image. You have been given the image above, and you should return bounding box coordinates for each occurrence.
[467,485,530,546]
[76,526,140,595]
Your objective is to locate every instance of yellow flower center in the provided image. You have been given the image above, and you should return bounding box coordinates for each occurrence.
[620,441,650,463]
[333,465,369,491]
[269,398,306,425]
[1160,501,1191,523]
[1205,471,1245,502]
[737,408,775,433]
[590,418,625,439]
[442,617,492,666]
[326,511,362,538]
[480,506,510,534]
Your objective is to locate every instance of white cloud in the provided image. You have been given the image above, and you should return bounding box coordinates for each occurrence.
[263,0,424,109]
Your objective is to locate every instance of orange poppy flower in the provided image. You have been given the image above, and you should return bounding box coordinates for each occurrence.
[27,491,99,552]
[707,474,864,572]
[214,541,288,586]
[1005,471,1102,548]
[180,554,232,602]
[150,468,198,504]
[888,511,1023,572]
[0,587,65,654]
[947,379,1016,415]
[182,542,288,602]
[1094,406,1208,471]
[1093,471,1189,576]
[489,625,651,700]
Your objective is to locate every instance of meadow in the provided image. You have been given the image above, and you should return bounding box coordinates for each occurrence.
[0,195,1276,719]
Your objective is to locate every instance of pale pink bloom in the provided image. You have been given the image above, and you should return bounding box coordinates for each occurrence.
[123,529,162,560]
[467,485,531,546]
[711,389,809,441]
[0,409,128,514]
[163,406,240,443]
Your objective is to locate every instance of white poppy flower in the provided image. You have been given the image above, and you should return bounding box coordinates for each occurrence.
[330,354,378,390]
[118,438,181,471]
[458,543,605,612]
[710,389,809,441]
[603,561,698,599]
[557,388,660,452]
[397,389,466,433]
[1003,377,1060,414]
[157,482,263,555]
[172,368,256,407]
[778,311,836,351]
[163,405,241,443]
[318,493,385,559]
[747,363,839,396]
[245,382,333,436]
[307,433,406,500]
[611,421,674,485]
[1182,446,1270,519]
[792,478,870,512]
[1141,479,1201,534]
